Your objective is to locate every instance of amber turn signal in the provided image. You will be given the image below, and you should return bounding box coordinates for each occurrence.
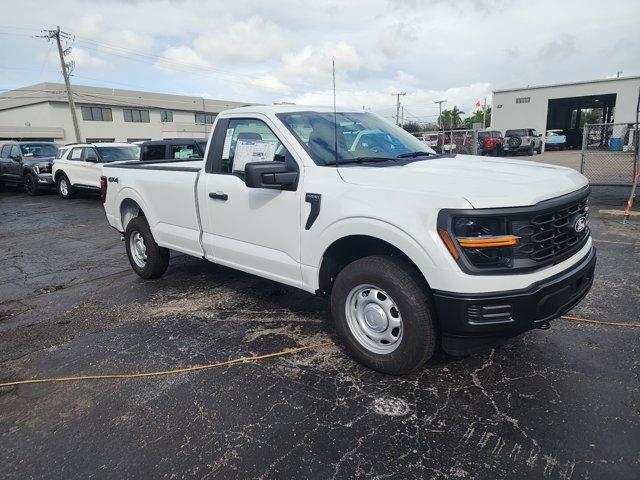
[438,228,460,260]
[457,235,520,248]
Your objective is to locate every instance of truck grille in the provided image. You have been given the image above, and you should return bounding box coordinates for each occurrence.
[512,193,589,265]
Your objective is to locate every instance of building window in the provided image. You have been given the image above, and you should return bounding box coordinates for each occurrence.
[160,111,173,123]
[515,97,530,104]
[81,106,113,121]
[127,138,151,143]
[124,109,150,123]
[195,113,216,124]
[85,138,115,143]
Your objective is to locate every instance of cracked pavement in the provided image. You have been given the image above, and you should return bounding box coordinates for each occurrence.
[0,186,639,479]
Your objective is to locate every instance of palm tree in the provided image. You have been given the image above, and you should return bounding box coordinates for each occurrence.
[438,106,465,129]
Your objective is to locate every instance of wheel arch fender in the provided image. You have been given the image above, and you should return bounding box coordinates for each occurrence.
[116,187,155,232]
[312,217,437,295]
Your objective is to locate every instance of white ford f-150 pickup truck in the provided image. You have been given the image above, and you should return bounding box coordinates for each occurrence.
[102,105,595,374]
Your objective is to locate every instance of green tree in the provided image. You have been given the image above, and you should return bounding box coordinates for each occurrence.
[401,121,423,133]
[462,107,492,129]
[439,106,465,129]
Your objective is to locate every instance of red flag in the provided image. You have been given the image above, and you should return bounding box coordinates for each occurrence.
[475,100,481,108]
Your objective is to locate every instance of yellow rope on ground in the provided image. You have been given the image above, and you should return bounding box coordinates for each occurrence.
[560,315,640,328]
[0,341,333,388]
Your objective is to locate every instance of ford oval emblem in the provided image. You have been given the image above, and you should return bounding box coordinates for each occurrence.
[573,215,588,233]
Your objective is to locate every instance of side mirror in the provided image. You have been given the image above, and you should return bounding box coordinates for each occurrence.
[11,154,21,162]
[85,156,99,163]
[244,161,297,190]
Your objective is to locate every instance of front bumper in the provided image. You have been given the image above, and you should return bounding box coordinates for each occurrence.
[36,173,54,185]
[433,246,596,355]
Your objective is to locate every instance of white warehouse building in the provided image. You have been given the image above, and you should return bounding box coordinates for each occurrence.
[491,76,640,148]
[0,83,250,144]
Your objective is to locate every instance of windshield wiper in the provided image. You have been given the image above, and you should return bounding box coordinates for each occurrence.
[396,151,437,158]
[335,157,397,165]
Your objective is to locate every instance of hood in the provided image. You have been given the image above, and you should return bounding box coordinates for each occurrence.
[338,155,589,208]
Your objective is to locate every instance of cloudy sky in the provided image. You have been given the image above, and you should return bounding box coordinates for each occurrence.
[1,0,638,123]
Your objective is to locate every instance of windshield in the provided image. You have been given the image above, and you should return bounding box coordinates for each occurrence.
[20,143,58,157]
[506,129,527,137]
[276,111,436,165]
[96,146,140,162]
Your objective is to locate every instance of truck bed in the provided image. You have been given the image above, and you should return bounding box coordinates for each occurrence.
[103,158,204,257]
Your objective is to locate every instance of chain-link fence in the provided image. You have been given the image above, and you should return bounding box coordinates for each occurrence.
[580,122,639,186]
[413,129,480,155]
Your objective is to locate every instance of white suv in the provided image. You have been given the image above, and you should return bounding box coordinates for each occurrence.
[53,143,140,199]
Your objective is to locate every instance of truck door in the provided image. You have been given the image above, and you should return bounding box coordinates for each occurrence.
[7,145,23,181]
[198,117,303,288]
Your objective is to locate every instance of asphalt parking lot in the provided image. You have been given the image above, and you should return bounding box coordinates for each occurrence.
[1,185,639,479]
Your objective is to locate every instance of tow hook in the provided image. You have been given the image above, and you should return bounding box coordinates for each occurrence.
[536,321,551,330]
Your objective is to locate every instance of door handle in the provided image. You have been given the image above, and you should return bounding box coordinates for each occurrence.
[209,192,228,201]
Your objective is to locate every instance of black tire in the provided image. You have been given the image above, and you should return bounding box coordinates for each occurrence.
[125,216,170,279]
[536,144,542,155]
[331,255,437,375]
[527,144,534,156]
[24,172,40,196]
[0,181,4,192]
[57,173,74,199]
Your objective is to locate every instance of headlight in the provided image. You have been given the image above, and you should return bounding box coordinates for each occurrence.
[33,165,40,174]
[439,215,519,269]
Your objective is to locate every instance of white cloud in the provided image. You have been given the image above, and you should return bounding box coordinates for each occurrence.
[193,16,288,63]
[280,41,362,84]
[377,21,417,58]
[249,75,290,93]
[156,46,211,73]
[68,48,112,70]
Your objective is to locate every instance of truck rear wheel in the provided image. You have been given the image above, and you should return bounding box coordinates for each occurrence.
[331,255,437,375]
[125,216,170,279]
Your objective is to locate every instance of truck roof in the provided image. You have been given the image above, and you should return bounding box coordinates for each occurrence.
[222,104,364,115]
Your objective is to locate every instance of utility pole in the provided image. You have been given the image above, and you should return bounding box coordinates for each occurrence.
[400,105,404,127]
[38,26,81,142]
[482,97,487,129]
[434,99,447,154]
[391,92,406,125]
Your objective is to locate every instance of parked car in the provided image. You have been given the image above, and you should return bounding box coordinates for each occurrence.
[102,106,595,375]
[504,128,542,155]
[0,141,59,195]
[139,139,207,161]
[477,130,504,156]
[52,142,140,199]
[545,130,567,150]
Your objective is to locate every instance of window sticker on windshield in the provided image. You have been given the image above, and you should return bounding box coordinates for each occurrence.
[222,128,234,159]
[233,140,277,172]
[174,149,194,159]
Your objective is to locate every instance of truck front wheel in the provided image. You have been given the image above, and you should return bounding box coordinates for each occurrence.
[125,216,170,279]
[331,255,437,375]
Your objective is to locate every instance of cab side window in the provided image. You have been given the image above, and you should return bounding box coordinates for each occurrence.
[171,144,199,159]
[10,145,21,159]
[219,118,292,174]
[141,144,165,161]
[68,147,84,161]
[84,148,99,162]
[0,145,10,158]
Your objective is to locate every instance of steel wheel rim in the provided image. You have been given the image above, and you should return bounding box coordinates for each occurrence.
[345,284,403,354]
[59,178,68,196]
[130,231,147,268]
